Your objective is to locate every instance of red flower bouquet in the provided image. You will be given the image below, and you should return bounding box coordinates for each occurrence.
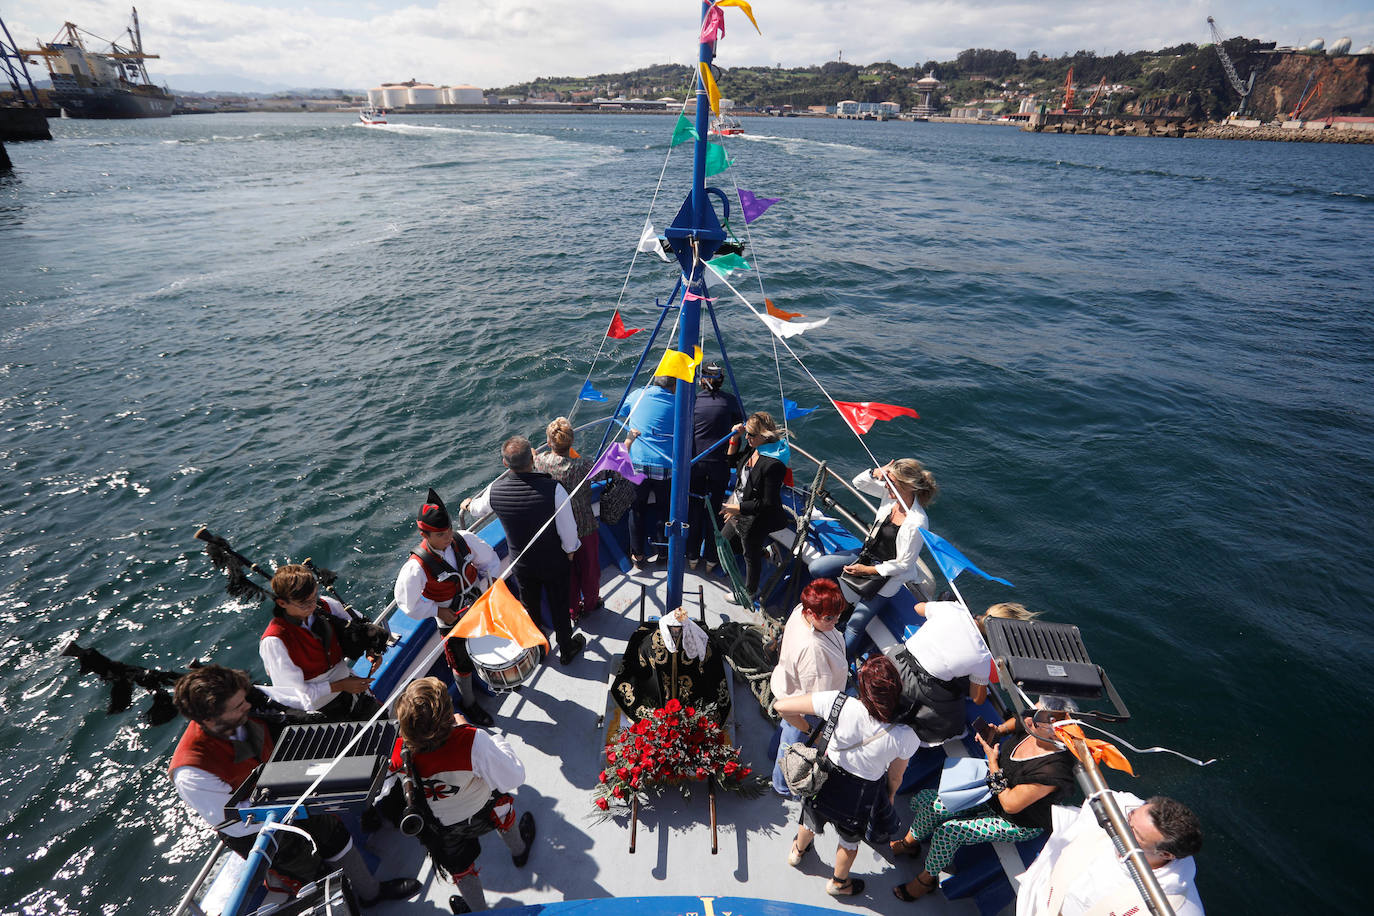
[590,699,764,819]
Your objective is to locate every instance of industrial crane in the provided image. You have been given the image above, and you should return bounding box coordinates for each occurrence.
[1207,16,1257,116]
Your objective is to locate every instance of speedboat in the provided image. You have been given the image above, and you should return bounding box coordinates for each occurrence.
[359,107,387,126]
[710,115,744,136]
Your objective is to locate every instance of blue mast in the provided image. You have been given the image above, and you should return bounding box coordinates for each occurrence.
[662,3,728,612]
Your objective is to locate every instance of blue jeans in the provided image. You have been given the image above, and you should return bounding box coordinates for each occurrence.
[771,715,819,797]
[808,553,889,657]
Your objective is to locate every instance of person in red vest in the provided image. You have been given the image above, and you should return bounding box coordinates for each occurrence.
[169,665,419,904]
[391,677,536,914]
[394,488,502,727]
[260,564,381,722]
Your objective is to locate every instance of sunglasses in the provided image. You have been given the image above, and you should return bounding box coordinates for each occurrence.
[806,609,841,620]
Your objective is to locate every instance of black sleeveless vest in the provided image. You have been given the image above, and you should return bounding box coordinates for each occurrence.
[488,471,565,569]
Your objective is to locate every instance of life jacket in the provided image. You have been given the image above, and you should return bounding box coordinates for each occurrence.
[410,537,477,606]
[261,600,345,680]
[168,717,275,792]
[389,726,491,826]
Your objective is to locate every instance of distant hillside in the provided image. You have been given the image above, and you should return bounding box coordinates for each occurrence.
[493,40,1374,120]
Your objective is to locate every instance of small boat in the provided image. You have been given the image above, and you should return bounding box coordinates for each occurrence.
[358,106,387,125]
[711,114,745,136]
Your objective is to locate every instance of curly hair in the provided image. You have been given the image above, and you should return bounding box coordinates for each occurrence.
[396,677,456,753]
[174,664,252,724]
[856,654,902,723]
[546,416,575,454]
[800,578,846,619]
[1147,796,1203,859]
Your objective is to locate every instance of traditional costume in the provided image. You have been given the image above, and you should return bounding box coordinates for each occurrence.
[260,594,379,721]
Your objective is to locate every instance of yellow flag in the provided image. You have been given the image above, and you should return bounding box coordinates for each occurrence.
[654,345,703,383]
[717,0,761,34]
[698,62,721,115]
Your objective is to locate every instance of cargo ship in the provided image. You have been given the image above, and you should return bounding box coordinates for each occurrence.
[20,7,173,119]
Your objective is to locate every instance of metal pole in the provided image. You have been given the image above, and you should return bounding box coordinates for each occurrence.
[220,812,280,916]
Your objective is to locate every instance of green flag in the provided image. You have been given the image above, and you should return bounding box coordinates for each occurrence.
[707,253,751,276]
[705,143,733,176]
[671,112,699,147]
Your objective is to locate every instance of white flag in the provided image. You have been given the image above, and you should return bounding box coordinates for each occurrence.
[760,313,830,339]
[638,221,671,262]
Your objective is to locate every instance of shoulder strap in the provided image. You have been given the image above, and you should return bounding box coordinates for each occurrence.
[809,694,848,755]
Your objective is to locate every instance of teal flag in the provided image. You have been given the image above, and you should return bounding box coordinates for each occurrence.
[705,143,734,176]
[707,253,751,275]
[671,112,698,147]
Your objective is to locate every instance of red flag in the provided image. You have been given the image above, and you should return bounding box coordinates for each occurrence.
[834,400,919,434]
[765,298,802,320]
[608,310,642,339]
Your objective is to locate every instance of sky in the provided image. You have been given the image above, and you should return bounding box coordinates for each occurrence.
[7,1,1374,92]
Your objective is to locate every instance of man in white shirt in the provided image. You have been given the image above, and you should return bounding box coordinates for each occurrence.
[394,488,503,726]
[1016,792,1205,916]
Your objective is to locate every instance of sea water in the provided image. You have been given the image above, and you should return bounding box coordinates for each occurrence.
[1,113,1371,914]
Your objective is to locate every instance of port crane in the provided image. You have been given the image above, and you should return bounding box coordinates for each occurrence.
[1207,15,1257,116]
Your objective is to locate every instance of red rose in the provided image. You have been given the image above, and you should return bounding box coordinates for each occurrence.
[724,761,738,775]
[741,767,752,777]
[612,785,624,799]
[606,751,616,764]
[599,771,608,784]
[695,767,707,780]
[630,776,640,788]
[685,706,696,716]
[664,698,682,713]
[596,797,609,810]
[616,766,630,779]
[653,708,666,719]
[632,765,643,776]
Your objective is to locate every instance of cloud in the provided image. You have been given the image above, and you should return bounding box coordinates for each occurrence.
[7,1,1373,91]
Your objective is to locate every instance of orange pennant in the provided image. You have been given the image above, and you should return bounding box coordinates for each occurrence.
[1056,723,1135,775]
[449,579,549,651]
[765,298,803,320]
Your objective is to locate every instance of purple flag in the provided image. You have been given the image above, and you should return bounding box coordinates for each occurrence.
[589,442,645,484]
[738,189,781,224]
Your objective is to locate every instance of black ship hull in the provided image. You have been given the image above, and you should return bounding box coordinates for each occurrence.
[55,88,174,119]
[0,106,52,141]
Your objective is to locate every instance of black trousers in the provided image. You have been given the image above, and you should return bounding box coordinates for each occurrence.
[513,558,573,646]
[221,812,349,884]
[688,463,730,563]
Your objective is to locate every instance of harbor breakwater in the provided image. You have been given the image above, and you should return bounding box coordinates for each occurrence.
[1026,110,1374,143]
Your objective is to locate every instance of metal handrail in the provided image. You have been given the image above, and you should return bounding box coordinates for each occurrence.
[169,838,229,916]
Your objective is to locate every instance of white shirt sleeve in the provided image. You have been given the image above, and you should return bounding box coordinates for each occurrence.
[260,628,343,712]
[552,483,581,553]
[469,730,526,793]
[394,555,439,621]
[460,532,502,579]
[467,483,494,519]
[172,765,258,838]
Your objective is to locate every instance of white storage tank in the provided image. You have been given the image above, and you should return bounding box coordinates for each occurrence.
[1359,45,1374,56]
[1329,37,1352,55]
[380,85,410,108]
[448,85,485,104]
[408,84,443,106]
[367,88,386,107]
[1306,38,1325,52]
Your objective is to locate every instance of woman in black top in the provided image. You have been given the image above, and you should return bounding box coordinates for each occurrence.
[891,697,1079,902]
[720,411,789,602]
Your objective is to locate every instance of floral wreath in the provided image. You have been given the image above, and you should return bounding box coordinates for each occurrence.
[591,698,765,819]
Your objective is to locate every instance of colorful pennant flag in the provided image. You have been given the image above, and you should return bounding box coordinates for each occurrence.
[761,313,830,339]
[607,310,642,339]
[705,142,732,176]
[683,290,716,303]
[784,397,818,420]
[654,345,703,383]
[833,400,919,434]
[919,528,1014,587]
[755,438,790,465]
[717,0,761,33]
[706,253,751,277]
[738,189,781,224]
[449,578,549,651]
[765,298,802,320]
[588,441,645,484]
[698,62,721,115]
[638,220,672,262]
[671,112,698,147]
[578,381,608,402]
[699,4,726,44]
[1056,723,1135,775]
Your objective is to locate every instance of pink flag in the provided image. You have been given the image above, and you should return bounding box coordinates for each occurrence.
[589,442,646,484]
[834,401,920,434]
[608,310,642,339]
[699,5,726,44]
[683,290,717,303]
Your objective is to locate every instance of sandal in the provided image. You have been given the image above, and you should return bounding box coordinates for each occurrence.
[892,873,937,903]
[826,877,866,897]
[788,838,812,867]
[889,835,923,858]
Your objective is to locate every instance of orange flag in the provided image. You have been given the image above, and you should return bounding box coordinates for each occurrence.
[1056,722,1135,775]
[449,579,549,651]
[765,298,803,320]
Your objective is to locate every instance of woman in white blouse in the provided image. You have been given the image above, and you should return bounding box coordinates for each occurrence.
[769,578,848,797]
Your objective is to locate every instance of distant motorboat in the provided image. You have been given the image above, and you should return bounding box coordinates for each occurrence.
[710,114,744,136]
[359,106,387,125]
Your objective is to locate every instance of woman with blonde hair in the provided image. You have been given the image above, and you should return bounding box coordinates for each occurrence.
[535,416,602,620]
[808,458,938,656]
[721,411,790,603]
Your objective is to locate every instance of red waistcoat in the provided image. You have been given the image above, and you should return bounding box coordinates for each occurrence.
[411,539,477,606]
[390,725,477,778]
[261,602,344,679]
[168,717,275,790]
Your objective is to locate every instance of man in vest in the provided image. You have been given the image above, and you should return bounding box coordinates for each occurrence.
[688,362,744,571]
[1016,792,1205,916]
[260,564,381,722]
[463,436,586,666]
[390,677,536,913]
[169,665,419,905]
[394,488,502,727]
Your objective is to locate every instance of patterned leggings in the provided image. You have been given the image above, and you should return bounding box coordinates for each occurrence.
[905,788,1043,875]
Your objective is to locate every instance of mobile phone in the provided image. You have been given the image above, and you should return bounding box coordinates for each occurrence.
[971,717,994,743]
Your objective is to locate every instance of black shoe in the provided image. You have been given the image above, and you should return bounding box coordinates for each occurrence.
[459,702,493,728]
[450,895,471,914]
[365,877,421,904]
[558,632,587,666]
[511,811,536,867]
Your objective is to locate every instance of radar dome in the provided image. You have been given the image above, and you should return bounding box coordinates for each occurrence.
[1306,38,1325,51]
[1359,45,1374,56]
[1329,37,1352,55]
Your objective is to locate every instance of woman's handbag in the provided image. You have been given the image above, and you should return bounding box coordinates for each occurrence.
[838,565,889,600]
[598,475,636,525]
[936,755,993,814]
[780,694,847,797]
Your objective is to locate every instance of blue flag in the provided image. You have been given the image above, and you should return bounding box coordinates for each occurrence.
[578,380,608,403]
[784,398,818,420]
[920,528,1013,587]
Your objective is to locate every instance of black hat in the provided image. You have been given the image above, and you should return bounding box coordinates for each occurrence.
[417,488,452,532]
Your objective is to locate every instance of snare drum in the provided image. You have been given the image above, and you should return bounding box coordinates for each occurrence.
[467,635,542,692]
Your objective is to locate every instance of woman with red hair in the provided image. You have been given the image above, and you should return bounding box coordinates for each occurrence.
[774,654,920,898]
[769,579,849,797]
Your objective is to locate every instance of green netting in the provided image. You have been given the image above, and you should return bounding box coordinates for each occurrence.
[709,508,755,607]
